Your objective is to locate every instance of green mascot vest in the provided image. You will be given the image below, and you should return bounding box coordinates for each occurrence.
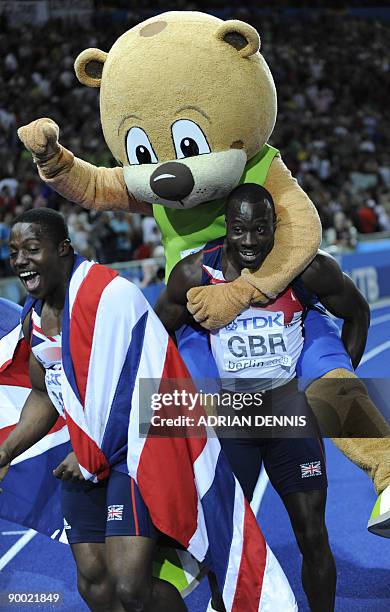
[153,144,279,280]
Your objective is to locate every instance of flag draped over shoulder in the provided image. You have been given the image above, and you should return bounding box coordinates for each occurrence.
[0,297,202,591]
[0,259,297,611]
[58,256,296,612]
[0,298,71,540]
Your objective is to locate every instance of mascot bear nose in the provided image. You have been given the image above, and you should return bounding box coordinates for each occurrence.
[150,162,195,201]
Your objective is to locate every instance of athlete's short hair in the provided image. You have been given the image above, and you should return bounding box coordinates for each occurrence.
[11,208,69,245]
[226,183,277,223]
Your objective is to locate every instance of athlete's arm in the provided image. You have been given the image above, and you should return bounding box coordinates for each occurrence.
[300,251,370,368]
[155,252,204,334]
[0,318,59,480]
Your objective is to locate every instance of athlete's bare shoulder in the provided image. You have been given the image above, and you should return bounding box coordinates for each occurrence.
[167,250,204,305]
[300,250,344,296]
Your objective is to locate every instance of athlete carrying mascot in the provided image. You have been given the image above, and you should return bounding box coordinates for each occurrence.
[17,11,390,533]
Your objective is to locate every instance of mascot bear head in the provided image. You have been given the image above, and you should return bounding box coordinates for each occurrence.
[75,11,277,209]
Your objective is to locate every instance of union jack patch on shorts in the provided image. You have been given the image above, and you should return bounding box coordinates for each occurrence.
[300,461,322,478]
[107,504,124,521]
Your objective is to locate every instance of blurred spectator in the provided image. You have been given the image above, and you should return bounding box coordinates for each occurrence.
[356,200,380,234]
[109,212,133,261]
[0,185,17,215]
[68,214,95,259]
[0,177,18,197]
[376,203,390,231]
[324,211,357,252]
[138,262,157,288]
[91,212,117,263]
[133,242,152,261]
[141,216,162,246]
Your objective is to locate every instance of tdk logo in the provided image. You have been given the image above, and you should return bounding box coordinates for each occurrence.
[234,314,284,330]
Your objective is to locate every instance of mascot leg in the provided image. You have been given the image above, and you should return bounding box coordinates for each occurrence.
[299,310,390,537]
[306,369,390,537]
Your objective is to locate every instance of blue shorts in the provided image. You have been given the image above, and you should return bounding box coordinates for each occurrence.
[220,382,327,499]
[61,470,157,545]
[221,435,327,500]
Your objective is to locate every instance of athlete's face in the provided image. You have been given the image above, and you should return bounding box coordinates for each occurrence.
[226,199,275,270]
[9,223,68,300]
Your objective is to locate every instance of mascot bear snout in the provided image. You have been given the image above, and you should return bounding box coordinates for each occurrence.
[150,162,195,201]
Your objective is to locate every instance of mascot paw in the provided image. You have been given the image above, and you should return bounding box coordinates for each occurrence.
[17,117,60,162]
[187,276,266,330]
[367,484,390,538]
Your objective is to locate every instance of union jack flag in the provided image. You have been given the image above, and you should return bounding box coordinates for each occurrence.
[107,504,124,521]
[1,258,297,611]
[300,461,322,478]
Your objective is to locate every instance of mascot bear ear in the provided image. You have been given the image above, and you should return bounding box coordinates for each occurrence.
[74,48,108,88]
[215,20,260,58]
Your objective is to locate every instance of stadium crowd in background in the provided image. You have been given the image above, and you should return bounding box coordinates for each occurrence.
[0,5,389,276]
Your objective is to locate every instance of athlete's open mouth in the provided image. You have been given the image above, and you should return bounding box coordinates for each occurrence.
[239,250,260,263]
[19,271,41,292]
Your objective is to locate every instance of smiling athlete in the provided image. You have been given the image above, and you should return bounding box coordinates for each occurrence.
[156,183,376,612]
[2,209,187,612]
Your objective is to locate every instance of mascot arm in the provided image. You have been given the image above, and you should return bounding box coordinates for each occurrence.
[187,155,321,330]
[39,154,152,214]
[17,118,151,214]
[245,155,321,297]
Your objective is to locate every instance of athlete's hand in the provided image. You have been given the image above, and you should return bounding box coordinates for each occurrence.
[187,276,268,330]
[53,452,83,481]
[17,118,60,163]
[0,447,11,491]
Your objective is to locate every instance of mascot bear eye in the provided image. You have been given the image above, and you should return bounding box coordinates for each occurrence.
[126,127,158,165]
[181,138,199,157]
[171,119,211,159]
